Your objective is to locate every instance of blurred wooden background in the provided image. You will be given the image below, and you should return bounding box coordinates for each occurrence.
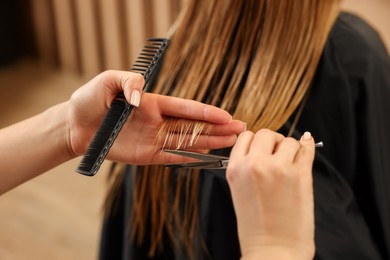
[0,0,389,259]
[30,0,184,79]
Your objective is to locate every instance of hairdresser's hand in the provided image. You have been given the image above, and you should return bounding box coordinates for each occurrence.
[67,70,245,165]
[226,129,315,260]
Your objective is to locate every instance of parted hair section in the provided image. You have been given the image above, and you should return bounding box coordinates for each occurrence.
[156,118,213,150]
[104,0,341,258]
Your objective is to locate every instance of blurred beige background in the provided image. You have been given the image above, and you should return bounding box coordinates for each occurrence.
[0,0,389,259]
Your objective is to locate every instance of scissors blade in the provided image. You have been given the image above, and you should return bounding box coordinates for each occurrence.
[163,149,229,161]
[165,160,228,169]
[163,149,229,169]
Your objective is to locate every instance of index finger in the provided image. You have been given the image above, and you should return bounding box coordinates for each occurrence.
[295,132,315,166]
[155,94,234,124]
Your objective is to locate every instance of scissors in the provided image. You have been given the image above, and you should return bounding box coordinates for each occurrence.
[164,141,323,169]
[164,149,229,169]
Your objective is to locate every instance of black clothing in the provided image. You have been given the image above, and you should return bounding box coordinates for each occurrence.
[99,13,390,260]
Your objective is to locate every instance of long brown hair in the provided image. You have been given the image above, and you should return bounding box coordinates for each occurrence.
[105,0,340,257]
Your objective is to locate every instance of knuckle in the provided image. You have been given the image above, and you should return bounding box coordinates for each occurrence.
[226,161,240,184]
[255,128,284,140]
[284,137,299,146]
[244,131,255,137]
[256,128,272,136]
[131,72,145,86]
[179,100,190,117]
[202,105,210,121]
[97,70,115,85]
[284,136,296,143]
[100,69,115,79]
[269,163,292,180]
[227,160,239,172]
[121,72,145,95]
[246,159,260,172]
[244,158,267,180]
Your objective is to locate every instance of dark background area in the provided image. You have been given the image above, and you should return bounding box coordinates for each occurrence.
[0,1,36,67]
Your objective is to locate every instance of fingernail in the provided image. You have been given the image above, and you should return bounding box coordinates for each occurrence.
[302,131,312,141]
[243,122,247,131]
[130,89,141,107]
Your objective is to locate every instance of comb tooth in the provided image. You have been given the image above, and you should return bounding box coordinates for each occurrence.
[131,68,149,75]
[144,45,161,50]
[137,57,155,62]
[133,60,150,66]
[139,51,159,55]
[131,69,147,74]
[147,37,165,41]
[146,39,161,43]
[133,60,156,67]
[139,53,156,58]
[137,57,157,63]
[143,49,159,54]
[137,57,154,61]
[135,59,153,65]
[133,64,150,69]
[132,64,151,70]
[137,54,156,59]
[143,44,162,49]
[135,61,155,67]
[136,57,156,62]
[151,43,164,48]
[131,67,147,72]
[141,49,158,54]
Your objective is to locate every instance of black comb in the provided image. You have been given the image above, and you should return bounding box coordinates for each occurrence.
[76,38,170,176]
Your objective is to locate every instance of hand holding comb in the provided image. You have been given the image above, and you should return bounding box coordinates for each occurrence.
[76,38,170,176]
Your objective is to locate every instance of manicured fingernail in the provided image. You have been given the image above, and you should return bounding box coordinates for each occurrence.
[130,89,141,107]
[302,131,312,141]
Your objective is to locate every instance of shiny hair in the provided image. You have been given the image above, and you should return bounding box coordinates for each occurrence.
[105,0,340,257]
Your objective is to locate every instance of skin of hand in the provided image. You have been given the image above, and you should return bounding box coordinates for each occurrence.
[67,70,245,165]
[226,129,316,260]
[0,70,245,194]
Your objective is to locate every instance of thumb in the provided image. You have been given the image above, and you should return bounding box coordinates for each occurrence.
[119,72,145,107]
[101,70,145,107]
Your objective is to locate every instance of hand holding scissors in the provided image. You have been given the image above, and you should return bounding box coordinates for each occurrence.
[165,129,317,259]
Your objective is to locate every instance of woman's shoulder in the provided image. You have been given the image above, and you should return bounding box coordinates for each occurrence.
[327,12,389,72]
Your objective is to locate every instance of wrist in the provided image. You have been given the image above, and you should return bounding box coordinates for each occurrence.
[43,101,77,161]
[241,245,314,260]
[240,235,315,260]
[0,102,76,194]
